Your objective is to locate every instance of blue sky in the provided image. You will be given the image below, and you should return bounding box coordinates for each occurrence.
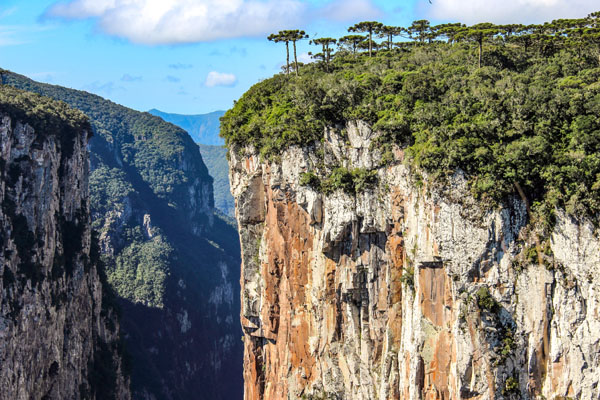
[0,0,597,114]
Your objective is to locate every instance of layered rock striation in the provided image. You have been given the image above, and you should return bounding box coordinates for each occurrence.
[230,121,600,400]
[0,87,129,399]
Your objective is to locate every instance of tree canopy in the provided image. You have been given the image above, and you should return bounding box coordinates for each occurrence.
[310,37,337,71]
[348,21,384,57]
[222,11,600,225]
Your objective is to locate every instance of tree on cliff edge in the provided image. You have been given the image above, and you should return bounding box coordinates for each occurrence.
[338,35,366,56]
[349,21,384,57]
[268,31,291,75]
[269,30,309,76]
[455,23,501,68]
[310,37,337,71]
[287,30,309,76]
[378,26,405,50]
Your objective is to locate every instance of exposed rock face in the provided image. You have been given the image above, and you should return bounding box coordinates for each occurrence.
[3,71,243,399]
[0,106,129,398]
[230,121,600,400]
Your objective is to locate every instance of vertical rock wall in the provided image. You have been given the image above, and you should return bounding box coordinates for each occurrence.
[2,70,243,399]
[0,104,129,399]
[230,121,600,399]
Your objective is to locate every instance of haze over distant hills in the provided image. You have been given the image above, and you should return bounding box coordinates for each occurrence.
[149,109,225,145]
[150,108,235,218]
[197,143,235,217]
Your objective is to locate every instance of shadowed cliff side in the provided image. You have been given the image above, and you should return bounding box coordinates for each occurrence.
[3,72,243,400]
[0,86,130,399]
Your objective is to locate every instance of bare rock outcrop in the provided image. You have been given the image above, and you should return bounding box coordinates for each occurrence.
[230,121,599,400]
[0,93,130,399]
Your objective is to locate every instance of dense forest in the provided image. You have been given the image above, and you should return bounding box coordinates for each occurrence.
[221,13,600,227]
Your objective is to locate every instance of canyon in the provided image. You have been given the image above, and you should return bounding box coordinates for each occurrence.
[2,73,243,400]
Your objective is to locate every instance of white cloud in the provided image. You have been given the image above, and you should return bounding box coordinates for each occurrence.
[0,6,18,19]
[121,73,142,82]
[46,0,308,44]
[298,52,314,64]
[426,0,598,24]
[45,0,382,44]
[318,0,382,22]
[205,71,237,87]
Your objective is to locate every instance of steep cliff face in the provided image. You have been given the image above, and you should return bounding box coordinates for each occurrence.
[230,121,600,400]
[0,87,129,399]
[4,72,243,400]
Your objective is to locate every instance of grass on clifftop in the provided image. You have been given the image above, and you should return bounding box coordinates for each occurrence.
[221,16,600,224]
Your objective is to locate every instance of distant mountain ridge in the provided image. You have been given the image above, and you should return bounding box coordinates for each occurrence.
[149,108,235,218]
[149,109,225,145]
[198,144,235,217]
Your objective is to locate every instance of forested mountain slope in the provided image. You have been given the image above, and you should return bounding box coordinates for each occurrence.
[4,72,243,400]
[198,144,235,217]
[147,109,235,217]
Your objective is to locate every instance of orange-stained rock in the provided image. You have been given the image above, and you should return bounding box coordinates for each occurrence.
[229,124,600,400]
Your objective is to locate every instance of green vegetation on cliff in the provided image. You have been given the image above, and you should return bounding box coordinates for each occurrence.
[4,72,211,202]
[221,13,600,222]
[0,85,90,157]
[111,232,173,308]
[4,72,212,307]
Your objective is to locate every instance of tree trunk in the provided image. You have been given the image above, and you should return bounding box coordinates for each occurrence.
[286,41,290,75]
[368,29,372,57]
[478,39,482,68]
[293,40,299,76]
[322,44,328,72]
